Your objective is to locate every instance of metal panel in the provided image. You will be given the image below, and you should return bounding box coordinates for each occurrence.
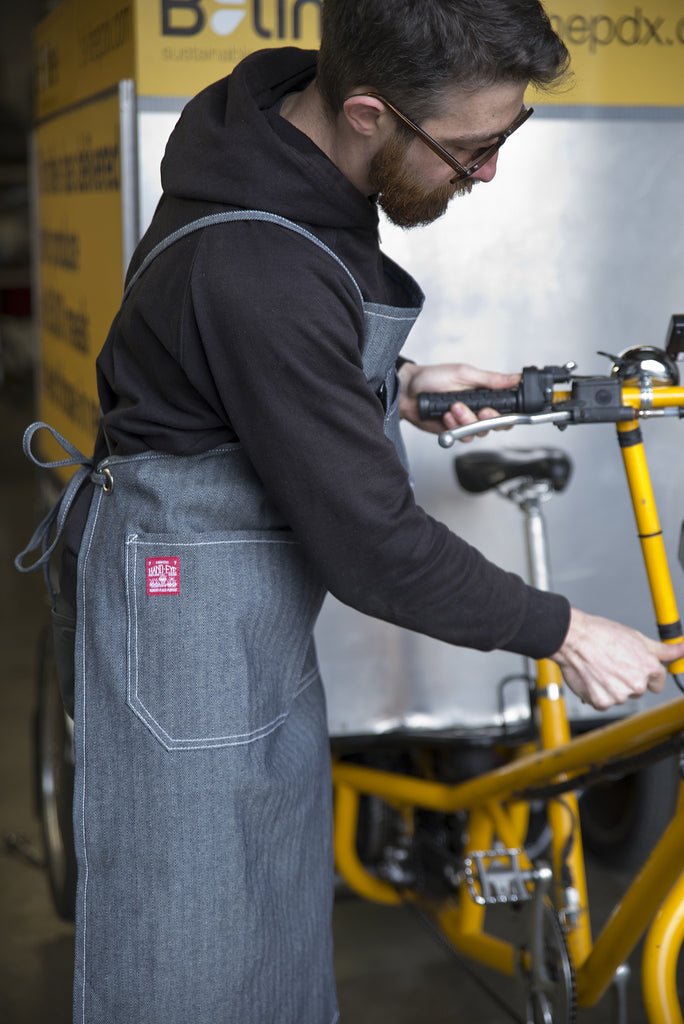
[136,99,187,233]
[119,80,139,276]
[318,114,684,735]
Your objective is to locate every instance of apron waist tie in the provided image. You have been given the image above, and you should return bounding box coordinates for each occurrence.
[14,422,105,605]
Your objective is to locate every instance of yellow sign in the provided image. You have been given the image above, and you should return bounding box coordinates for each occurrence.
[133,0,321,97]
[536,2,684,106]
[33,0,321,119]
[34,0,135,121]
[35,89,124,469]
[35,0,683,116]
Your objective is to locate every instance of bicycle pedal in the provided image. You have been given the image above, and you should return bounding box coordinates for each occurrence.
[464,849,538,905]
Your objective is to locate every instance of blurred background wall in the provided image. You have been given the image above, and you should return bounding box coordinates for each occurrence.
[0,0,54,383]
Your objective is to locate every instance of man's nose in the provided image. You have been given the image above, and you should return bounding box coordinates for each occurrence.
[469,150,499,183]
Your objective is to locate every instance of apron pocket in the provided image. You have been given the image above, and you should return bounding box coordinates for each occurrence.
[125,530,323,750]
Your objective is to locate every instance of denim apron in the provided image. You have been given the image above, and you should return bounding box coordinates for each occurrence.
[16,211,423,1024]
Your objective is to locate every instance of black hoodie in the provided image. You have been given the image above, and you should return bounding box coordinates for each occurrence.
[61,47,569,658]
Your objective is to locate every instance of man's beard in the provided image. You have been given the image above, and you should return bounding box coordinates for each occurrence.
[368,133,473,229]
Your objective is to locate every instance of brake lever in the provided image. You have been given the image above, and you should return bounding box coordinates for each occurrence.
[438,410,573,448]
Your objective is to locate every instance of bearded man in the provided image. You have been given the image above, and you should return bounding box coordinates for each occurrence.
[27,2,683,1021]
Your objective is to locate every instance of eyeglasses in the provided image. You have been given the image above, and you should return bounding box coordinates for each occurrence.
[362,92,534,183]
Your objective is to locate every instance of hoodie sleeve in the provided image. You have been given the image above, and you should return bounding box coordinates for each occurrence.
[181,219,569,659]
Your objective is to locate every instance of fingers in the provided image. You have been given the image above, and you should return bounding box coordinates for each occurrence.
[552,608,683,711]
[445,403,504,443]
[653,637,684,664]
[571,642,678,707]
[650,643,684,693]
[461,369,520,391]
[638,635,684,694]
[647,670,666,695]
[401,362,520,437]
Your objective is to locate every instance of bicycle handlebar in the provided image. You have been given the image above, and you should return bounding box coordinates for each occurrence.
[418,363,574,420]
[419,319,684,426]
[418,387,519,419]
[416,341,684,448]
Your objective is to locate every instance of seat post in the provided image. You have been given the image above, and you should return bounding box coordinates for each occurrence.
[503,481,555,594]
[499,477,594,969]
[522,492,552,593]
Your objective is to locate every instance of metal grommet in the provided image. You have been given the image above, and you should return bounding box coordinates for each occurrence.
[102,467,114,494]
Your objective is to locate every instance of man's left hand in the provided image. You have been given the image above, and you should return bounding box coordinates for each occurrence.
[398,362,521,438]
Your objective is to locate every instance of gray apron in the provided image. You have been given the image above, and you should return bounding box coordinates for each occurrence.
[17,211,424,1024]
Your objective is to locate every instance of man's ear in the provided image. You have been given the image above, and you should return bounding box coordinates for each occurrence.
[342,94,387,138]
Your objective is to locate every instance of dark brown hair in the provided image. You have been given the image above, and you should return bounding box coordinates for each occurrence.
[317,0,570,122]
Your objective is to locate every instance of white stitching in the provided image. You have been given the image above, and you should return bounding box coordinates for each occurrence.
[76,485,104,1024]
[135,538,301,548]
[364,310,421,322]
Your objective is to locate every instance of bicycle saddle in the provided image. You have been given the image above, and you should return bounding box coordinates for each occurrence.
[454,448,572,494]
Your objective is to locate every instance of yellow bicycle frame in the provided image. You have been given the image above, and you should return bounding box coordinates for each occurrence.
[332,377,684,1021]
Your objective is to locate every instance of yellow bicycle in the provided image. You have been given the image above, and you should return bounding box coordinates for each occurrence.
[332,315,684,1024]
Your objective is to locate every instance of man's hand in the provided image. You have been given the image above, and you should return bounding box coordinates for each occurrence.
[552,607,684,711]
[398,362,520,438]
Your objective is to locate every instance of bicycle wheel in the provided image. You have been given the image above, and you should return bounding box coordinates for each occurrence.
[579,756,680,872]
[35,624,77,921]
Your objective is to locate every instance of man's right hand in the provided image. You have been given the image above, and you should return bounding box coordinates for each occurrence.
[552,606,684,711]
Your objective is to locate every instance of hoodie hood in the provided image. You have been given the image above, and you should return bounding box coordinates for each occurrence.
[160,47,377,234]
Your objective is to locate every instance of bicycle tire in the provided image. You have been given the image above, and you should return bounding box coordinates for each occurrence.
[579,756,679,872]
[35,623,77,921]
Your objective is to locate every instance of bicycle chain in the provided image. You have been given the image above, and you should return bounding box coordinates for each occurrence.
[405,900,577,1024]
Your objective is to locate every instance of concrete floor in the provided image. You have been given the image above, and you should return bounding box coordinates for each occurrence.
[0,373,675,1023]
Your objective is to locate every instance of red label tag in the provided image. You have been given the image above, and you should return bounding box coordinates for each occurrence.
[146,557,180,596]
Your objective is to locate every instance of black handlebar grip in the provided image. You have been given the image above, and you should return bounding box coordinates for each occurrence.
[417,388,520,420]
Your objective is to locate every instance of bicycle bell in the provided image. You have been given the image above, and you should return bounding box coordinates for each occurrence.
[603,346,680,386]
